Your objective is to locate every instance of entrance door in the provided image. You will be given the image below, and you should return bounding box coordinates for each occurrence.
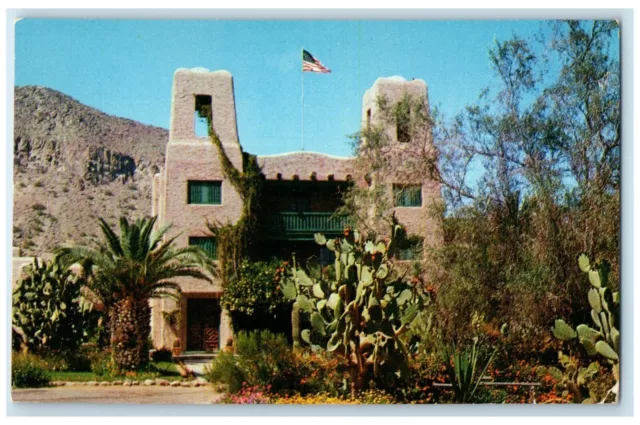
[186,298,221,352]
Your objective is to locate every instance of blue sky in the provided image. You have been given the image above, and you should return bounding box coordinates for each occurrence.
[16,19,551,157]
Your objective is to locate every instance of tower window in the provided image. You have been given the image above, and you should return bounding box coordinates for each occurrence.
[396,117,410,143]
[393,184,422,207]
[194,94,212,137]
[188,181,222,205]
[189,237,218,260]
[366,108,372,128]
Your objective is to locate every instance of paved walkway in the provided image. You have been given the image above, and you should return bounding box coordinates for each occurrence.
[12,385,219,404]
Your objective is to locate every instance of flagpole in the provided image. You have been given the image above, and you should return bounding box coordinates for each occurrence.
[301,48,305,152]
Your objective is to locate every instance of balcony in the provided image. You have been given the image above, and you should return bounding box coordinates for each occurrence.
[264,212,351,240]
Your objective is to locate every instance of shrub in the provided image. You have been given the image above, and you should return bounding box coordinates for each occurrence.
[205,350,245,393]
[151,347,173,363]
[221,260,291,334]
[42,349,93,372]
[31,203,46,212]
[206,330,298,394]
[12,353,50,388]
[292,350,348,397]
[89,350,114,377]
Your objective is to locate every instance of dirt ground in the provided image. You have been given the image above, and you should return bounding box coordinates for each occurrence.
[11,385,220,404]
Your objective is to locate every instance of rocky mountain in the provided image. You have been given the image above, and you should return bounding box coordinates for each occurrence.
[13,86,168,256]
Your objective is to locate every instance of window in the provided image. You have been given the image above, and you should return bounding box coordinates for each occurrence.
[194,94,212,137]
[189,237,218,260]
[366,108,372,128]
[188,181,222,205]
[394,185,422,207]
[396,237,423,261]
[396,102,411,143]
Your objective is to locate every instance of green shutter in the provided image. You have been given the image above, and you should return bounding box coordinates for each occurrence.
[188,181,222,205]
[394,185,422,207]
[189,237,218,259]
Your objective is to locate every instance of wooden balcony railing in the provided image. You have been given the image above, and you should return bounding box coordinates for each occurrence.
[264,212,351,240]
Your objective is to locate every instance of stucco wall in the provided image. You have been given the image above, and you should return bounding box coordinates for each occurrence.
[152,70,443,350]
[258,152,355,181]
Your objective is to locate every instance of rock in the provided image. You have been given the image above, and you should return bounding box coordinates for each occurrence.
[112,380,123,386]
[86,381,99,386]
[195,377,208,384]
[170,381,181,387]
[180,381,191,387]
[123,379,133,387]
[156,379,169,386]
[100,381,110,386]
[144,379,156,386]
[131,380,140,386]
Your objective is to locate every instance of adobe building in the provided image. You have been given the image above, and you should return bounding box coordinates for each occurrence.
[150,67,440,353]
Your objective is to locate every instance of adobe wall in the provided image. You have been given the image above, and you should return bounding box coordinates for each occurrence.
[258,152,355,181]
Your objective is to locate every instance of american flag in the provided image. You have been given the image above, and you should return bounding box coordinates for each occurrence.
[302,49,331,73]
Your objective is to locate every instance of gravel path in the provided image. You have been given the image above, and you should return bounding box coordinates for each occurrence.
[12,385,219,404]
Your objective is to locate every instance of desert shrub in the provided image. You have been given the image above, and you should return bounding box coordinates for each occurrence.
[205,350,245,393]
[31,203,46,212]
[236,330,298,392]
[206,330,298,394]
[291,350,348,397]
[11,352,50,388]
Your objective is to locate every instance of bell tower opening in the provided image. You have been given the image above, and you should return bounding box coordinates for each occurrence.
[194,94,212,137]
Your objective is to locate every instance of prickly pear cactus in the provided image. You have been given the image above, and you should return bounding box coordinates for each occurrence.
[12,258,95,353]
[550,254,620,403]
[537,351,600,403]
[280,215,425,390]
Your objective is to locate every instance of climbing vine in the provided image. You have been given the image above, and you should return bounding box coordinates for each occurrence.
[199,105,263,286]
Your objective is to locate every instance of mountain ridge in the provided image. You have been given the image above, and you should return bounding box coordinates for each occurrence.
[13,85,169,256]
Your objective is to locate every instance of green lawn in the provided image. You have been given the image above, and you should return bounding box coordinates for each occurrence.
[49,361,185,382]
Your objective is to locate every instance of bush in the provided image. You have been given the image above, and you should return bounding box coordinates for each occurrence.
[151,347,173,363]
[292,350,348,397]
[205,350,245,393]
[221,260,291,335]
[12,353,50,388]
[89,350,113,377]
[41,349,92,372]
[206,330,298,394]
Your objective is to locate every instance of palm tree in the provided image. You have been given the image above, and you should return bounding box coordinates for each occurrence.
[56,216,215,371]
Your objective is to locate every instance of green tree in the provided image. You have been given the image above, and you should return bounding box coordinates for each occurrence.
[431,20,619,351]
[56,216,215,371]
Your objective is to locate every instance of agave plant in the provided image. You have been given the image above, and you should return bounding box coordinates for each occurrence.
[56,216,215,371]
[440,337,498,404]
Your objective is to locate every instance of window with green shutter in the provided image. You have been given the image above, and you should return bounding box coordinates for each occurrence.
[189,237,218,260]
[393,185,422,207]
[188,181,222,205]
